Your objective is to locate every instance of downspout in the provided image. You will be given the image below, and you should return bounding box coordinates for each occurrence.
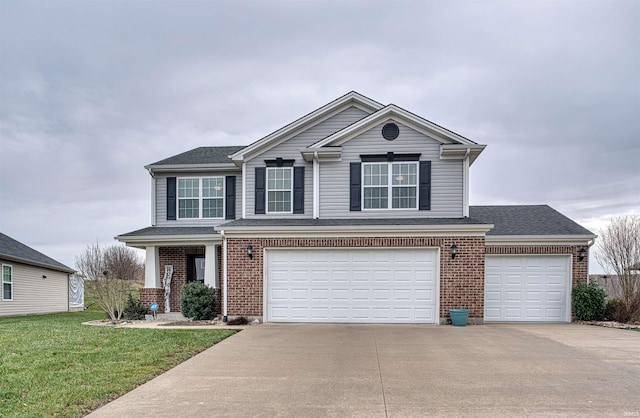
[147,168,156,226]
[313,151,319,219]
[463,148,470,217]
[242,162,246,219]
[586,237,597,284]
[222,229,228,322]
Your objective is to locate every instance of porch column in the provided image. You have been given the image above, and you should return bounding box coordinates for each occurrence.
[145,246,161,288]
[204,244,217,288]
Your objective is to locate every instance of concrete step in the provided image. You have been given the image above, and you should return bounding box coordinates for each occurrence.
[157,312,187,321]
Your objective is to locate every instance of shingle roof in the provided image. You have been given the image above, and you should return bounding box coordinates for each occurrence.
[0,233,74,273]
[147,146,246,166]
[469,205,595,236]
[118,226,219,237]
[219,217,488,228]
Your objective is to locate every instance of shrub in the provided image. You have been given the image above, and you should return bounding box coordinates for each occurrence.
[123,293,148,320]
[610,297,640,323]
[572,281,606,321]
[604,299,621,321]
[180,282,216,320]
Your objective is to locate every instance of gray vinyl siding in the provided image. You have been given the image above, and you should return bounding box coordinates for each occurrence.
[155,171,242,226]
[319,120,464,218]
[245,106,369,218]
[0,260,68,317]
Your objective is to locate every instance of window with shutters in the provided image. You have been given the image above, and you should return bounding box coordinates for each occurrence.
[177,177,224,219]
[266,167,293,213]
[362,162,418,210]
[2,264,12,301]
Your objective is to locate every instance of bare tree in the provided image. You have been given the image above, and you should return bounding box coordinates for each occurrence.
[104,245,144,281]
[595,215,640,319]
[75,242,140,321]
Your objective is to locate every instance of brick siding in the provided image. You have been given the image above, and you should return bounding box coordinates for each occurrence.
[226,236,486,320]
[486,245,590,287]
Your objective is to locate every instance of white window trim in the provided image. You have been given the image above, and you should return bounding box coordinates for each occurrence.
[266,167,293,214]
[177,176,225,220]
[2,264,13,301]
[362,162,418,210]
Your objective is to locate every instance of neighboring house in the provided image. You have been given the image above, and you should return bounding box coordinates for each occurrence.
[118,92,595,324]
[0,232,75,317]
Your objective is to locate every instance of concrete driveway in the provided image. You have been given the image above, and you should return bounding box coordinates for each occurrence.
[88,324,640,417]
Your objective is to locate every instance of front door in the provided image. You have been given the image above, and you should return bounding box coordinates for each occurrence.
[187,255,205,283]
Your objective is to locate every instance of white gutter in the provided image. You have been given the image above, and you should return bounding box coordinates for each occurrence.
[586,236,597,283]
[463,148,470,218]
[222,230,228,322]
[148,168,156,226]
[242,161,246,219]
[313,151,319,219]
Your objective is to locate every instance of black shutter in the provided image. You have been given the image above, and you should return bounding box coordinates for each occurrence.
[419,161,431,211]
[255,167,266,214]
[167,177,177,220]
[225,175,236,220]
[293,166,304,214]
[349,162,361,211]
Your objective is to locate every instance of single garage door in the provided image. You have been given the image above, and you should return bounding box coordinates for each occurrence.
[484,255,571,322]
[265,248,438,323]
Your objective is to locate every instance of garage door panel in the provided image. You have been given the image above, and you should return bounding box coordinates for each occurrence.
[267,248,438,323]
[485,255,570,322]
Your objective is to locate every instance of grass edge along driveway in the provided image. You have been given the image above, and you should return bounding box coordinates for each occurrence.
[0,311,236,417]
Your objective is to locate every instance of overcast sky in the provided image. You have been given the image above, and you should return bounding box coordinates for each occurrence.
[1,0,638,274]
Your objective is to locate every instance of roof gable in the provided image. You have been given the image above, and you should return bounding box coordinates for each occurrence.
[309,104,486,165]
[0,233,74,273]
[229,91,383,164]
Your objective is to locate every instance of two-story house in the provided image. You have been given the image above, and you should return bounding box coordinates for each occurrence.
[117,92,595,324]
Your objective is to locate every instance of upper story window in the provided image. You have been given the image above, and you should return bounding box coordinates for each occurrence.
[177,177,224,219]
[267,167,293,213]
[362,162,417,210]
[2,264,12,301]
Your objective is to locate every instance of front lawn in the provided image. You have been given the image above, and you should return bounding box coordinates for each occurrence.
[0,311,236,417]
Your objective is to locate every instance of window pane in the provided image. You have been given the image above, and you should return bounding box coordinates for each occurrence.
[267,191,291,212]
[203,178,223,198]
[178,178,199,198]
[3,283,10,299]
[178,199,199,218]
[203,198,223,218]
[2,266,11,282]
[392,163,417,186]
[267,168,292,212]
[364,164,388,186]
[392,187,417,209]
[364,187,388,209]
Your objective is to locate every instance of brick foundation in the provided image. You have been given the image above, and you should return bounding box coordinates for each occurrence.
[140,288,164,312]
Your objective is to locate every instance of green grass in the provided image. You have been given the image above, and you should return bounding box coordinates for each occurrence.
[0,311,236,417]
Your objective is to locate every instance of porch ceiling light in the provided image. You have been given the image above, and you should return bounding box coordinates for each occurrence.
[247,244,253,259]
[578,248,586,261]
[450,243,458,259]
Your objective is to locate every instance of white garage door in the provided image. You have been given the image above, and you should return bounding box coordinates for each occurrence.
[484,255,571,322]
[266,248,438,323]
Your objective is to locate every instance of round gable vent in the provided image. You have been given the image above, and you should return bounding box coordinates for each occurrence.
[382,123,399,140]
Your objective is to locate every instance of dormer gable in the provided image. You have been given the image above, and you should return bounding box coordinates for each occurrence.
[307,104,486,166]
[229,91,383,165]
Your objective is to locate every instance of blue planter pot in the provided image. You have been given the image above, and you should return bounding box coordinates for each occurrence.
[449,309,470,326]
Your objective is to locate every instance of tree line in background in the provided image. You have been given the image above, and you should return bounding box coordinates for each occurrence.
[75,243,144,321]
[575,215,640,323]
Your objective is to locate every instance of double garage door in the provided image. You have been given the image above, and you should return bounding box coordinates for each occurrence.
[265,249,571,324]
[266,248,438,323]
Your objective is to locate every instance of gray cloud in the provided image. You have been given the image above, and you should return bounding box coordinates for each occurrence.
[1,0,638,274]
